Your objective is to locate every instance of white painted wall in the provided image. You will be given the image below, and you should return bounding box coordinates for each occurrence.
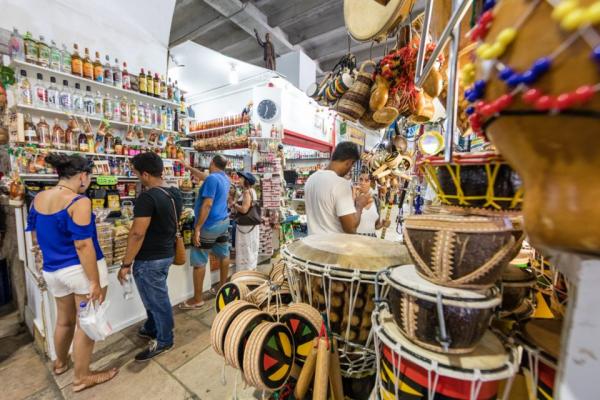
[0,0,175,75]
[191,88,254,122]
[276,50,317,93]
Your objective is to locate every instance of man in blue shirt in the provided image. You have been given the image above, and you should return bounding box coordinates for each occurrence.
[180,155,231,308]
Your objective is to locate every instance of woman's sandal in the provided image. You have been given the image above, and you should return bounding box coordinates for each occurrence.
[72,368,119,393]
[53,360,70,376]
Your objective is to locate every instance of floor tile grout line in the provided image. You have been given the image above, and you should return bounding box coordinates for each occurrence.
[151,357,201,399]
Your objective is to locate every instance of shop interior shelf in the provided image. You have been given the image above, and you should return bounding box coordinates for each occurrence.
[19,173,139,182]
[11,147,182,163]
[14,104,179,136]
[189,122,249,136]
[11,59,180,108]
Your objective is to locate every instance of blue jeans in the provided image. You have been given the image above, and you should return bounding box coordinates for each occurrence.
[132,257,174,347]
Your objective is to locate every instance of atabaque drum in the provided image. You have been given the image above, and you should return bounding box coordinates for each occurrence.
[283,233,412,377]
[500,264,536,313]
[373,305,518,399]
[471,0,600,254]
[419,152,523,214]
[517,319,561,400]
[384,265,501,354]
[403,214,518,289]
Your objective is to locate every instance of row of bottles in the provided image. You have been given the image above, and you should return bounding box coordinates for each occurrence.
[9,28,184,104]
[18,70,180,132]
[18,115,187,159]
[189,113,250,132]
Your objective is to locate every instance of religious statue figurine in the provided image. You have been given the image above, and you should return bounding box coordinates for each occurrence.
[254,29,276,70]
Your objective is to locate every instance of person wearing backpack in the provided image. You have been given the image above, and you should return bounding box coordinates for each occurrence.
[230,172,261,271]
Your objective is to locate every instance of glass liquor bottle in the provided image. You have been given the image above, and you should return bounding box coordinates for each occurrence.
[49,40,61,70]
[72,83,84,114]
[71,44,83,77]
[138,68,147,95]
[37,35,50,68]
[61,44,71,74]
[103,94,113,120]
[112,95,121,122]
[146,70,154,97]
[160,75,167,99]
[47,77,60,109]
[23,114,38,146]
[94,91,104,116]
[34,73,47,108]
[23,31,38,64]
[59,80,72,111]
[52,119,66,150]
[19,70,32,106]
[122,62,131,90]
[153,73,160,98]
[37,116,51,148]
[9,28,25,61]
[103,55,113,85]
[93,51,104,83]
[83,86,94,115]
[112,58,122,89]
[82,48,93,80]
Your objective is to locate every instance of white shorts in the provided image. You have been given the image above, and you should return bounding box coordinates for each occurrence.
[43,259,109,298]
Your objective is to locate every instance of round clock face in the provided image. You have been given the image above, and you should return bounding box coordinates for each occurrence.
[257,99,278,121]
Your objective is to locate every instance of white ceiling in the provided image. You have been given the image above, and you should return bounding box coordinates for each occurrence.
[168,41,273,101]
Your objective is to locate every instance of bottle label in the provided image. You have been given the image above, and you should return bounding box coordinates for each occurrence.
[72,59,83,76]
[21,88,32,105]
[84,99,94,114]
[95,66,104,82]
[47,90,58,107]
[139,77,147,93]
[35,87,47,104]
[60,93,72,109]
[154,83,160,97]
[50,51,61,70]
[38,47,50,66]
[123,75,131,90]
[95,100,103,115]
[104,69,113,83]
[25,40,38,62]
[62,54,72,73]
[83,63,93,79]
[73,96,83,111]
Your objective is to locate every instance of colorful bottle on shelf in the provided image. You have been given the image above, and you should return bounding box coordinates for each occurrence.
[71,44,83,77]
[78,130,88,152]
[47,76,59,109]
[24,114,38,145]
[94,90,103,116]
[72,83,84,114]
[145,103,152,126]
[167,78,173,100]
[9,28,25,61]
[153,73,160,98]
[129,101,138,124]
[59,80,72,111]
[83,85,94,114]
[160,75,167,99]
[146,70,154,97]
[34,73,47,107]
[122,62,131,90]
[103,94,113,120]
[23,31,38,64]
[36,117,51,148]
[61,44,71,74]
[82,48,93,80]
[120,96,129,122]
[49,40,61,70]
[112,58,122,89]
[18,70,32,106]
[52,119,65,150]
[103,55,113,85]
[112,95,121,121]
[37,35,50,68]
[139,68,147,95]
[93,51,104,82]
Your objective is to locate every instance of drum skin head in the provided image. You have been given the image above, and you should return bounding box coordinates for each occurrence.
[344,0,416,41]
[523,319,562,360]
[286,234,412,271]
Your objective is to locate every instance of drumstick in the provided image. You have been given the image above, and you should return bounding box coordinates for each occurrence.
[313,337,331,400]
[294,338,318,400]
[329,339,344,400]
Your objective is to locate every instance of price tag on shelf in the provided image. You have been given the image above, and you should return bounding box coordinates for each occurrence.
[96,176,118,186]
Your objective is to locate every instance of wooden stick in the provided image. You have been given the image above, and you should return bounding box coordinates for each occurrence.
[294,338,318,400]
[313,337,331,400]
[329,339,345,400]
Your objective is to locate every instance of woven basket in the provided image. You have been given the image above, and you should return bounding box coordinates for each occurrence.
[336,61,375,122]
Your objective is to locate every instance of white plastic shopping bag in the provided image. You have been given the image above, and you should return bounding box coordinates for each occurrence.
[78,300,112,341]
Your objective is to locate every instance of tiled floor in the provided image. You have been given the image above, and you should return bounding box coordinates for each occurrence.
[0,302,263,400]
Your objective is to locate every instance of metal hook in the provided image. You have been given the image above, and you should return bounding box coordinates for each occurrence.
[369,41,374,61]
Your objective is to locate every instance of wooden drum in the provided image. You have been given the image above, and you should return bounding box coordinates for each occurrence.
[384,265,501,354]
[419,152,523,214]
[472,0,600,254]
[500,264,536,313]
[373,306,518,399]
[215,281,251,313]
[403,214,518,289]
[283,233,412,376]
[516,319,562,400]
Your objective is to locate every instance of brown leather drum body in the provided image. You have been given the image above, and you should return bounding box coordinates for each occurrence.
[480,0,600,254]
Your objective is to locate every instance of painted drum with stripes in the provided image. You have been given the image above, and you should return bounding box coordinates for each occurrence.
[373,305,518,400]
[517,319,561,400]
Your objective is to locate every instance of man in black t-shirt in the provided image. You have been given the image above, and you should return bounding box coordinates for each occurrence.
[118,153,182,362]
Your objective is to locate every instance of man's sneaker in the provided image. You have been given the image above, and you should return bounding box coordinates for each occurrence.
[137,327,156,340]
[134,340,173,362]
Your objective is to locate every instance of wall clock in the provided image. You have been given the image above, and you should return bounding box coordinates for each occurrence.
[257,99,279,122]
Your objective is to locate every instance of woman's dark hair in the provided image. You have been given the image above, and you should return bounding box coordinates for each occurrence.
[45,153,93,179]
[331,141,360,162]
[131,152,163,177]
